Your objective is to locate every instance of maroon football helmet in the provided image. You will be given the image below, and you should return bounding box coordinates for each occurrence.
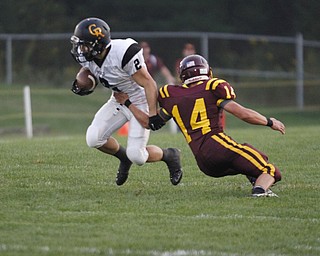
[179,54,211,85]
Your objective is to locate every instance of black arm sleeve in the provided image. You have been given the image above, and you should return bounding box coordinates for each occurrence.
[121,43,141,68]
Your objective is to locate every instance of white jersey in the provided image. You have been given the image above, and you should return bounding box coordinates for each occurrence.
[81,38,147,105]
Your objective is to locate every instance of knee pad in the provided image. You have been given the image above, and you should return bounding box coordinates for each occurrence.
[126,146,148,166]
[86,125,106,148]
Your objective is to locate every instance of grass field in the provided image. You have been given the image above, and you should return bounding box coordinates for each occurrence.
[0,87,320,255]
[1,125,320,255]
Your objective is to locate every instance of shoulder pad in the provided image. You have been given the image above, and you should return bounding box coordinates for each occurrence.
[205,78,228,91]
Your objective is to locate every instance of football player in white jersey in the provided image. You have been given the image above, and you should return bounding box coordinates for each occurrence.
[70,17,183,186]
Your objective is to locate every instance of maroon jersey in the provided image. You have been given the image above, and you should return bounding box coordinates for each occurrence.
[158,78,236,155]
[158,78,281,182]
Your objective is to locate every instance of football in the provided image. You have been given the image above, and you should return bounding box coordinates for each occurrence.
[75,67,97,91]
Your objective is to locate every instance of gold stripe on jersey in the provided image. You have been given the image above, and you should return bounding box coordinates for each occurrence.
[159,85,170,98]
[216,99,225,107]
[159,86,165,98]
[205,78,216,90]
[161,108,170,116]
[212,133,275,177]
[205,78,227,91]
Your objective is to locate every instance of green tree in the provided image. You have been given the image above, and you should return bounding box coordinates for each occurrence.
[0,0,319,40]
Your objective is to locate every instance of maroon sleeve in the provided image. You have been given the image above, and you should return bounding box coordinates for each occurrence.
[213,80,236,100]
[205,79,236,107]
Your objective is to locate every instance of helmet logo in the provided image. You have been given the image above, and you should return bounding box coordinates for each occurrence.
[88,24,105,38]
[186,61,195,67]
[200,68,208,74]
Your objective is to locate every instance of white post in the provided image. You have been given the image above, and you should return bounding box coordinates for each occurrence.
[23,86,33,139]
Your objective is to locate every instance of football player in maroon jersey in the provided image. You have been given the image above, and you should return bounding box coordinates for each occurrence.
[114,54,286,197]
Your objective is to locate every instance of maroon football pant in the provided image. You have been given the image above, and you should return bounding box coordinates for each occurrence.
[194,133,282,182]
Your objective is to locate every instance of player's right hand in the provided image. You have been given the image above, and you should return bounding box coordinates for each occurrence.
[71,80,94,96]
[270,118,286,135]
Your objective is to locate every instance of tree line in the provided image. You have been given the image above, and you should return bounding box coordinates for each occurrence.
[0,0,319,86]
[0,0,319,40]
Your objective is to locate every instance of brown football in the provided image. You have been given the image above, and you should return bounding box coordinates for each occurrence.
[76,67,97,91]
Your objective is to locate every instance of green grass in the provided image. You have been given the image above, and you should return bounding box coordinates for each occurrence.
[0,124,320,255]
[1,86,320,255]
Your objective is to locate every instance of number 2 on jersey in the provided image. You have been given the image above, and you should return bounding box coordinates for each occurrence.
[172,98,210,143]
[134,59,141,70]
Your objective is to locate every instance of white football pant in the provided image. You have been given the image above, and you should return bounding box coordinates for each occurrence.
[86,97,150,165]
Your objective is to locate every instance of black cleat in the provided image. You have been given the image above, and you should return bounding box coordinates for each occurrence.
[115,161,132,186]
[170,169,183,185]
[246,175,257,186]
[163,148,183,185]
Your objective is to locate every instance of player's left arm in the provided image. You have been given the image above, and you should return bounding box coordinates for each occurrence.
[223,100,286,134]
[114,91,168,130]
[132,67,158,116]
[213,80,285,134]
[114,92,150,128]
[122,42,158,116]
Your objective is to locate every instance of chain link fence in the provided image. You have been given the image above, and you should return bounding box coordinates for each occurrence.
[1,32,320,109]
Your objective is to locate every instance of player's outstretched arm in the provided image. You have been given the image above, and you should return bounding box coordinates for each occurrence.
[223,101,286,134]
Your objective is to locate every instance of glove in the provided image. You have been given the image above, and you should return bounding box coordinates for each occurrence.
[149,114,166,131]
[71,80,94,96]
